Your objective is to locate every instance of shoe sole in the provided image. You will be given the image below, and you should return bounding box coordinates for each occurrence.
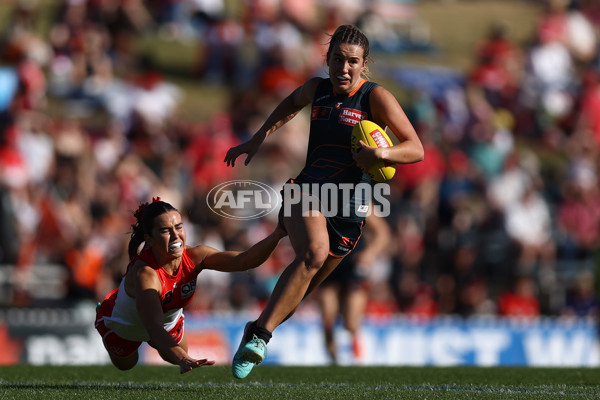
[242,348,264,364]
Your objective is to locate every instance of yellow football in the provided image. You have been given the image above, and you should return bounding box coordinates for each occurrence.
[351,120,396,182]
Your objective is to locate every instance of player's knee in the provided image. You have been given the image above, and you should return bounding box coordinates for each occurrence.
[302,244,329,270]
[114,362,135,371]
[110,352,138,371]
[112,358,137,371]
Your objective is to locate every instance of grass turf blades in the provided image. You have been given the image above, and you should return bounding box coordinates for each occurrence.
[1,365,600,399]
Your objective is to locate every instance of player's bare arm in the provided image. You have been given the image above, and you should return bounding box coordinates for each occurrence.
[369,86,424,165]
[189,224,287,273]
[135,266,214,373]
[224,78,321,167]
[257,77,320,140]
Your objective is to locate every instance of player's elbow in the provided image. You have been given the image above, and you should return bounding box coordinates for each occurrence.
[416,149,425,162]
[412,143,425,163]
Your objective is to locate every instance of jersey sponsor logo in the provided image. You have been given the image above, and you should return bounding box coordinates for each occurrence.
[335,102,343,109]
[311,106,332,120]
[339,108,366,126]
[180,280,196,299]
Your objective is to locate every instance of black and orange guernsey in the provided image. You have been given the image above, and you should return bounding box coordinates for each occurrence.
[300,78,379,186]
[282,78,380,256]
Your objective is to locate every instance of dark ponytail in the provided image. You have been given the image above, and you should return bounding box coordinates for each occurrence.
[128,197,178,260]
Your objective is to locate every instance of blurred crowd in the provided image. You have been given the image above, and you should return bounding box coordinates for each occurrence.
[0,0,599,322]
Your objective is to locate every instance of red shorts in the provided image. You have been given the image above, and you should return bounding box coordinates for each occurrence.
[95,288,185,358]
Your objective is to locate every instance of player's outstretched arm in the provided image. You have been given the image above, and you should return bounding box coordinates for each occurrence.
[224,77,320,167]
[191,223,287,273]
[135,266,215,373]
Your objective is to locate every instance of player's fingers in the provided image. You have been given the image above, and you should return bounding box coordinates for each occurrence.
[352,141,364,154]
[224,148,240,166]
[180,364,194,374]
[179,359,214,374]
[226,154,236,167]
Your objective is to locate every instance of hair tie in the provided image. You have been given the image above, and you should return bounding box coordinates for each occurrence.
[134,196,162,221]
[134,202,148,221]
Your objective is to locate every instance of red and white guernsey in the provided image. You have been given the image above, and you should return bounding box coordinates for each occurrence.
[100,247,200,342]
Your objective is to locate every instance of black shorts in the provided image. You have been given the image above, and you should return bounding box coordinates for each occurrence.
[279,179,365,258]
[326,216,365,257]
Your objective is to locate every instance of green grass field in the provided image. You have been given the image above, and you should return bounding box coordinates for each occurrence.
[1,365,599,399]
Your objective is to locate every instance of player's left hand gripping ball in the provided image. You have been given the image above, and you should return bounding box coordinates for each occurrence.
[351,120,396,182]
